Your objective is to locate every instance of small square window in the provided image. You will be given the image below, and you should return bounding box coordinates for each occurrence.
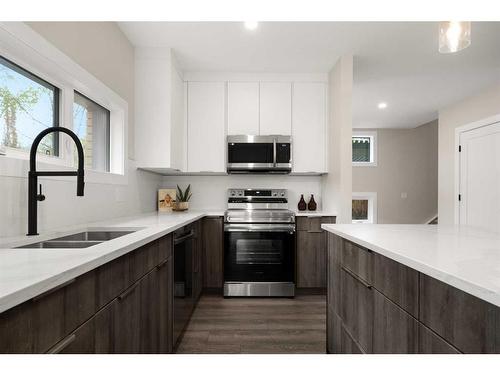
[73,91,110,172]
[352,192,377,223]
[352,131,377,166]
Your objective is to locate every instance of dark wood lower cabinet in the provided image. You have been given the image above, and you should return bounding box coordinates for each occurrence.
[327,232,500,354]
[296,216,336,289]
[0,232,177,354]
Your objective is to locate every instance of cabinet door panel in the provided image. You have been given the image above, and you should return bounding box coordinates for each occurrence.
[130,241,160,282]
[259,82,291,135]
[419,274,500,353]
[228,82,259,135]
[296,231,326,288]
[327,233,342,315]
[113,282,141,353]
[340,324,365,354]
[202,217,224,289]
[292,82,326,173]
[372,289,418,354]
[372,252,418,317]
[97,254,131,309]
[340,267,373,352]
[187,82,226,172]
[139,270,160,353]
[327,307,342,353]
[0,302,33,353]
[159,258,174,353]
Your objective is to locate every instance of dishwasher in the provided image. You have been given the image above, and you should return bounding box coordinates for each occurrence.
[173,226,194,347]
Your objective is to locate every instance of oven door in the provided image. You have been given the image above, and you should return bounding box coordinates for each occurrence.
[224,224,295,282]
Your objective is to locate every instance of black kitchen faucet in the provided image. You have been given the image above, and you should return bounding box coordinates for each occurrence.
[27,127,85,235]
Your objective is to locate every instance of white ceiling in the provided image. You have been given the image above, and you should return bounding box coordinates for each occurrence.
[119,22,500,129]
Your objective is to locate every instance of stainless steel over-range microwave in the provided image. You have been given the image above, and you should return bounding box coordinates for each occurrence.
[227,135,292,174]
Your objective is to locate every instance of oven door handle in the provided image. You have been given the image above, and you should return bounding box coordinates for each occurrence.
[224,223,296,233]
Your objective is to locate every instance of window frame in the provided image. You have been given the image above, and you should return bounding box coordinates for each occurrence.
[0,22,128,185]
[73,90,111,172]
[0,54,61,157]
[352,130,378,167]
[352,192,378,224]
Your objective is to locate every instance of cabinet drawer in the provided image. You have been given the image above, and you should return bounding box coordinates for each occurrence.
[296,216,336,232]
[372,252,419,317]
[372,289,418,354]
[341,239,373,285]
[340,266,373,352]
[418,323,460,354]
[419,274,500,353]
[327,307,342,354]
[129,240,160,282]
[96,254,131,309]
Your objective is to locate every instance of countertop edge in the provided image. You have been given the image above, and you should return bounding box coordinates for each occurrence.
[322,224,500,308]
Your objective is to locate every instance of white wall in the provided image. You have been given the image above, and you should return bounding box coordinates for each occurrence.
[353,120,438,224]
[0,22,162,238]
[161,175,323,212]
[438,83,500,224]
[322,56,353,223]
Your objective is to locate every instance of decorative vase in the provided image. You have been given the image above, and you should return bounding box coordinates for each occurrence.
[298,195,307,211]
[307,195,317,211]
[172,201,189,211]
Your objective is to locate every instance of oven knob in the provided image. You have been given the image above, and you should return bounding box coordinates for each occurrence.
[280,192,285,197]
[238,192,243,196]
[230,191,235,196]
[273,192,277,197]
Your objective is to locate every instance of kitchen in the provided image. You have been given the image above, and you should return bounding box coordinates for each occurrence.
[1,2,500,373]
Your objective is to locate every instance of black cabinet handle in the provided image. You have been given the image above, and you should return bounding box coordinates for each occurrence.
[341,266,372,289]
[156,259,168,270]
[118,283,139,301]
[47,334,76,354]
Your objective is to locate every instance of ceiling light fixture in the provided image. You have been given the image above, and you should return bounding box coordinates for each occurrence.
[439,21,471,54]
[377,102,387,109]
[244,21,259,31]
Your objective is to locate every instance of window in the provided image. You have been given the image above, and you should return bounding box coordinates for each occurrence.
[0,55,59,156]
[352,131,377,166]
[73,91,110,172]
[352,192,377,223]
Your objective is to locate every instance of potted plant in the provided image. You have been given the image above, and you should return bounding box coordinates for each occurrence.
[173,184,192,211]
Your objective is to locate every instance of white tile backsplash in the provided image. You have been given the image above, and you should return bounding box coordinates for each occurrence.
[161,174,322,211]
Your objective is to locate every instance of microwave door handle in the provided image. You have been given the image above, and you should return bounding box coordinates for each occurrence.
[273,138,277,167]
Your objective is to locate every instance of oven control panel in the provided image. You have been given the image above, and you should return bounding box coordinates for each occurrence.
[227,188,287,199]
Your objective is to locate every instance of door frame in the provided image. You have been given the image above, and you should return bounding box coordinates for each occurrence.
[454,113,500,224]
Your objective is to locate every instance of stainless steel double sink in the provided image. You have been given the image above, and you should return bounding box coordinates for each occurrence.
[16,229,139,249]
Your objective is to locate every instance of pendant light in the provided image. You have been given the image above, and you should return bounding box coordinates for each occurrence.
[439,21,471,53]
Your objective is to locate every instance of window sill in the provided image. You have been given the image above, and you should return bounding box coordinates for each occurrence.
[353,162,378,167]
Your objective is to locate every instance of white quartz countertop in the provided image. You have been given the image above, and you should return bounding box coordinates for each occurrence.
[322,224,500,307]
[0,211,223,314]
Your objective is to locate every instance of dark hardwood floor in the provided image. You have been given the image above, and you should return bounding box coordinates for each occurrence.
[175,294,326,354]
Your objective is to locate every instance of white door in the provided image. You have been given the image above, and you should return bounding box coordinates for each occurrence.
[459,121,500,232]
[292,82,327,173]
[259,82,292,135]
[187,82,226,173]
[227,82,259,135]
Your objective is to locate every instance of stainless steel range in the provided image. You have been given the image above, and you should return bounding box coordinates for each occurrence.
[224,188,296,297]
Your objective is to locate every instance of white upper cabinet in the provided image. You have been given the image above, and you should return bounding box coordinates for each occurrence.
[134,47,186,171]
[227,82,259,135]
[292,82,327,173]
[259,82,292,135]
[187,81,226,173]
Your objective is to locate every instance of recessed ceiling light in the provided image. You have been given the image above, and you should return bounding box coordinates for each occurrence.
[377,102,387,109]
[244,22,259,31]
